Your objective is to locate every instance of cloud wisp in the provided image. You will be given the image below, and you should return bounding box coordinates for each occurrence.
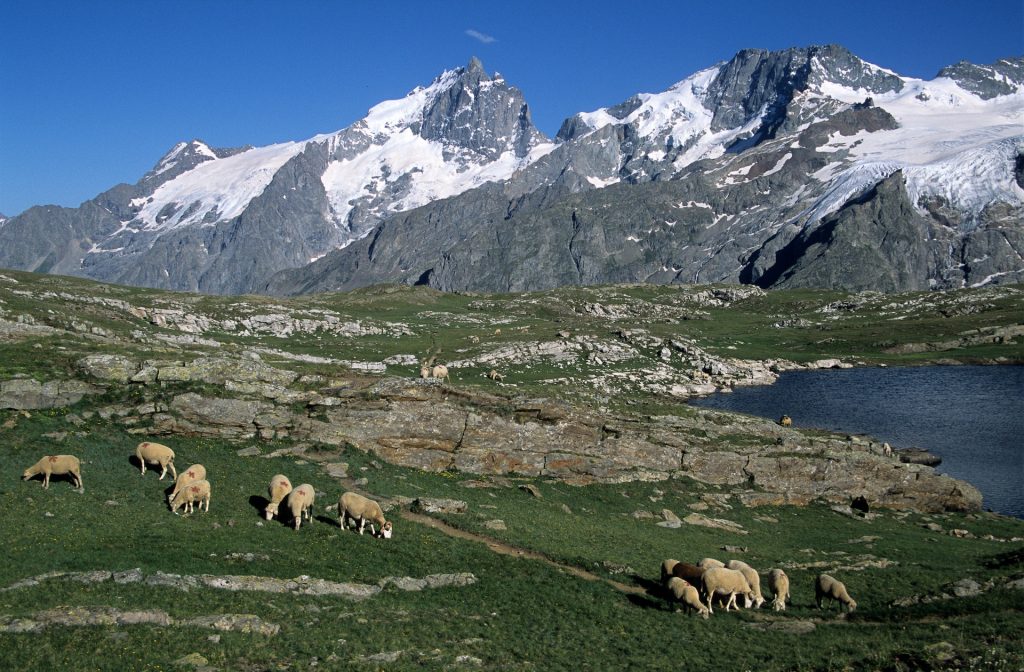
[465,29,496,44]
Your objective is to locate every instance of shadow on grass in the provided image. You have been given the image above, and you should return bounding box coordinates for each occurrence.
[314,514,339,527]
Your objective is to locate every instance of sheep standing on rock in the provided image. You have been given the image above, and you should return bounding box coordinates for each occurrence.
[431,364,451,384]
[779,415,793,427]
[815,573,857,612]
[22,455,83,490]
[339,491,392,538]
[767,568,790,611]
[701,567,755,614]
[264,474,293,521]
[135,441,177,481]
[169,479,211,515]
[725,559,766,608]
[168,464,207,503]
[287,484,315,531]
[667,577,710,619]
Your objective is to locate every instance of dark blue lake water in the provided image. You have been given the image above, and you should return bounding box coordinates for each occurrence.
[691,365,1024,518]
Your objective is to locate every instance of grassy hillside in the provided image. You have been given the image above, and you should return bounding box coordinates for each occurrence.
[0,270,1022,670]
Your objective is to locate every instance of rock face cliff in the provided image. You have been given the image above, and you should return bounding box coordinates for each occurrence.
[2,48,1021,295]
[4,352,981,514]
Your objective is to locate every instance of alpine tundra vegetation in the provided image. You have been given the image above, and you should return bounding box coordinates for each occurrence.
[0,269,1021,670]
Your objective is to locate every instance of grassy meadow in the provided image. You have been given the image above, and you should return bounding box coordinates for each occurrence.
[0,270,1022,670]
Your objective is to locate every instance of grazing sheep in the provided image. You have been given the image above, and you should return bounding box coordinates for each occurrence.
[667,577,710,619]
[494,328,501,336]
[725,560,766,608]
[22,455,83,490]
[135,441,177,481]
[701,567,755,614]
[815,574,857,612]
[486,369,504,382]
[169,479,211,515]
[287,484,315,531]
[339,491,391,538]
[697,557,725,570]
[660,559,680,585]
[671,562,707,586]
[264,474,293,520]
[767,568,790,611]
[168,464,207,503]
[779,415,792,427]
[469,335,480,344]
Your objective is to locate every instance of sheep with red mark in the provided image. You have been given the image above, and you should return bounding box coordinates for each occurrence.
[169,479,211,515]
[287,483,315,531]
[22,455,83,490]
[264,474,293,521]
[168,464,207,503]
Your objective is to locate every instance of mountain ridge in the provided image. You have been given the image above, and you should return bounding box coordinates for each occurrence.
[1,45,1021,295]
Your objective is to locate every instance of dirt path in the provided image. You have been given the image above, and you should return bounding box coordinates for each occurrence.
[398,509,647,596]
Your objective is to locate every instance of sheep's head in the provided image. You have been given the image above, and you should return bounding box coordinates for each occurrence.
[265,502,278,520]
[377,521,393,539]
[21,469,32,480]
[846,598,857,612]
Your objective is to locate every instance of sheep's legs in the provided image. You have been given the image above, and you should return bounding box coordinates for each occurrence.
[42,473,50,489]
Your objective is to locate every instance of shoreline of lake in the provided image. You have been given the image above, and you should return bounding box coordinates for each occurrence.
[691,364,1024,518]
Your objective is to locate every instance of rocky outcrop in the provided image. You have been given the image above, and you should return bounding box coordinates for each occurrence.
[0,378,102,410]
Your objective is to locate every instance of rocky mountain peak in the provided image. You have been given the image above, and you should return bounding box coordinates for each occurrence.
[417,57,548,158]
[937,56,1024,99]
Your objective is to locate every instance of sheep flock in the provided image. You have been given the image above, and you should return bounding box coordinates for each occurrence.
[20,442,392,540]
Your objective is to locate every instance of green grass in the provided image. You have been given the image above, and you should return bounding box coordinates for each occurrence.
[1,414,1021,671]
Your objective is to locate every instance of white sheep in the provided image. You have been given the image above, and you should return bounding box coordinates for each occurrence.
[22,455,83,490]
[815,574,857,612]
[767,568,790,611]
[725,559,766,608]
[264,474,293,520]
[135,441,177,481]
[169,479,211,515]
[696,557,725,570]
[667,577,710,619]
[339,491,392,538]
[660,559,680,586]
[431,364,451,384]
[168,464,207,503]
[701,567,755,614]
[287,483,315,531]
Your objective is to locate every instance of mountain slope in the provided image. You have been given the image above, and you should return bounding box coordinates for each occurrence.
[266,47,1024,295]
[2,47,1022,295]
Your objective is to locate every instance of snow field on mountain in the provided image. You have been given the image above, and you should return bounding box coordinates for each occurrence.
[131,141,307,231]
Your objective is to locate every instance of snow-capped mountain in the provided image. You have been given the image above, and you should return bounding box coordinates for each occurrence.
[1,46,1021,295]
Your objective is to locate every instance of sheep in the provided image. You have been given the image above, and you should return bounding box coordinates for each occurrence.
[287,483,315,531]
[431,364,451,384]
[486,369,504,382]
[469,335,480,344]
[725,559,766,608]
[168,464,207,503]
[660,559,680,586]
[767,568,790,611]
[815,574,857,612]
[419,363,451,383]
[339,491,392,538]
[264,474,293,520]
[667,577,710,619]
[701,567,755,614]
[696,557,725,570]
[135,441,177,481]
[779,415,792,427]
[22,455,83,490]
[169,479,211,515]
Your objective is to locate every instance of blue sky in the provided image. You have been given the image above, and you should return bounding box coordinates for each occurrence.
[1,0,1021,217]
